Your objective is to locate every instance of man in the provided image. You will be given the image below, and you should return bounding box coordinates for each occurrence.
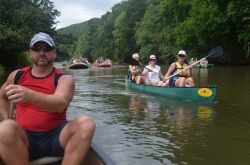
[128,53,144,84]
[0,32,95,164]
[165,50,195,87]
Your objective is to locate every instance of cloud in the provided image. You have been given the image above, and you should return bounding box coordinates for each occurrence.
[52,0,121,29]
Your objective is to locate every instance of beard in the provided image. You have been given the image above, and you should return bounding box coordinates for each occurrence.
[33,57,53,66]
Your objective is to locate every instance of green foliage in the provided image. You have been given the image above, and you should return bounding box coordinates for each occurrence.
[0,64,4,78]
[175,1,228,56]
[57,0,250,64]
[113,11,130,57]
[227,1,250,57]
[0,0,60,69]
[113,0,146,61]
[136,1,162,61]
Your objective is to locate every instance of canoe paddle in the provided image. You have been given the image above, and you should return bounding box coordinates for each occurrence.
[123,55,141,67]
[164,46,223,80]
[8,101,14,119]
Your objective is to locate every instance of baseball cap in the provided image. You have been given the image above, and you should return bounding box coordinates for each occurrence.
[178,50,187,56]
[30,32,55,48]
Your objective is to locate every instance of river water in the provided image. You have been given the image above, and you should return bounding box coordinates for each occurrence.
[1,63,250,165]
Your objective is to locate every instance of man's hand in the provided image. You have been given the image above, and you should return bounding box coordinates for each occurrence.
[5,85,33,104]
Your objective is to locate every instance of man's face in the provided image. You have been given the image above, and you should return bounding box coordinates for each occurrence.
[29,41,56,66]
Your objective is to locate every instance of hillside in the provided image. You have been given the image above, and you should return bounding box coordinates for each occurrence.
[56,0,250,64]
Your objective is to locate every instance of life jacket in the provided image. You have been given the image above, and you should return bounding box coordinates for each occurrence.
[128,65,141,82]
[172,62,188,78]
[14,66,66,131]
[131,65,140,81]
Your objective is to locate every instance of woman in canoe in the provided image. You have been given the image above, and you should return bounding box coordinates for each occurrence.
[165,50,195,87]
[142,55,168,87]
[129,53,144,84]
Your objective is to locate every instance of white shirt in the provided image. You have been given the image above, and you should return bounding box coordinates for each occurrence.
[145,65,161,83]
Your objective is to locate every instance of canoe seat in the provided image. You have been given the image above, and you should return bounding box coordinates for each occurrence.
[30,157,62,165]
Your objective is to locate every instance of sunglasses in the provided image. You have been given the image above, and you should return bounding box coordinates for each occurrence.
[30,45,54,52]
[178,54,186,58]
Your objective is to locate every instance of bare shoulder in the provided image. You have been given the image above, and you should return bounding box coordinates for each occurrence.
[55,74,75,98]
[168,63,176,70]
[58,74,75,86]
[6,70,19,85]
[0,70,18,94]
[171,62,176,67]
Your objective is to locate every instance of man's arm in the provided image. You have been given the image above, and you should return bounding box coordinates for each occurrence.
[0,70,18,119]
[5,75,75,113]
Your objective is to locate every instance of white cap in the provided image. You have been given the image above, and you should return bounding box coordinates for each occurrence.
[30,32,55,48]
[149,55,156,60]
[132,53,139,59]
[178,50,187,56]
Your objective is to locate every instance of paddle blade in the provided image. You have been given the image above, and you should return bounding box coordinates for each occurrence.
[123,56,141,66]
[207,46,223,58]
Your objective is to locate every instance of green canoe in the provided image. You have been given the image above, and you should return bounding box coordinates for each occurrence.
[127,80,217,103]
[30,143,116,165]
[192,64,214,69]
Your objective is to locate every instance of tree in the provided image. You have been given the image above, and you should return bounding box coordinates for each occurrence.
[0,0,60,68]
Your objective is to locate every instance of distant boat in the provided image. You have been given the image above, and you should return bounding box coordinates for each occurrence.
[92,61,112,67]
[68,63,89,69]
[92,63,112,67]
[192,64,214,69]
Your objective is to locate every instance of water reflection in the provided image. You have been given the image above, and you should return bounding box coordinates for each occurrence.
[191,68,209,86]
[128,95,144,119]
[1,63,250,164]
[200,68,208,85]
[125,94,216,164]
[56,64,218,164]
[196,106,213,124]
[88,67,113,77]
[128,95,215,127]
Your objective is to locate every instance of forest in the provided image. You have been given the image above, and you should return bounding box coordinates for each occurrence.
[0,0,59,70]
[57,0,250,64]
[0,0,250,72]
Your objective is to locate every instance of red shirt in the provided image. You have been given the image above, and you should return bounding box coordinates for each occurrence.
[16,66,67,131]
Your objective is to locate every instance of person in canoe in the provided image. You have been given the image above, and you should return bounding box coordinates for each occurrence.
[200,57,208,67]
[0,32,95,164]
[164,50,195,87]
[142,55,168,87]
[129,53,144,84]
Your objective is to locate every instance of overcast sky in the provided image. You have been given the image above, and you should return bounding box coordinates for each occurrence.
[52,0,122,29]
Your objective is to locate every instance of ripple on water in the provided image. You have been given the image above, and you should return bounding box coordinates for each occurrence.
[62,65,250,165]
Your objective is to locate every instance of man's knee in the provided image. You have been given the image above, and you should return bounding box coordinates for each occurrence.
[0,120,21,144]
[75,116,95,137]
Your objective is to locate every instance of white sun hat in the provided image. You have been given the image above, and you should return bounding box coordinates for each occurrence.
[178,50,187,56]
[149,55,156,60]
[132,53,139,59]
